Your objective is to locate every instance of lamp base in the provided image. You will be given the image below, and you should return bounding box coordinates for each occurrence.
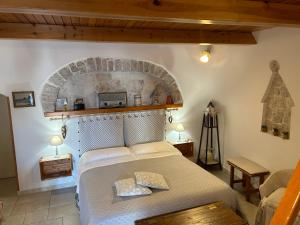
[54,147,59,158]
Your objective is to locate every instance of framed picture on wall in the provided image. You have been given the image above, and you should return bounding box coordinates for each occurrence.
[12,91,35,108]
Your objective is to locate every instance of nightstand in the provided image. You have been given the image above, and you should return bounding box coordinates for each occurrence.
[39,153,72,180]
[170,141,194,157]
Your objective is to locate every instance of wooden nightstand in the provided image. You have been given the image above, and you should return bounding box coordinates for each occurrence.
[39,153,72,180]
[170,141,194,157]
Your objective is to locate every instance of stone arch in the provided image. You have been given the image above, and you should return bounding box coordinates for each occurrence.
[41,57,183,112]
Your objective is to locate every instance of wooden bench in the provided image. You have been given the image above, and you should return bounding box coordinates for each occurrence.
[227,157,270,202]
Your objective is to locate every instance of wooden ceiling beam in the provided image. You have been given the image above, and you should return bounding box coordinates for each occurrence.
[0,0,299,27]
[0,23,257,44]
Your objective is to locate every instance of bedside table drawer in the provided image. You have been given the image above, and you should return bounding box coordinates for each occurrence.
[43,158,70,165]
[40,153,72,180]
[173,142,194,157]
[43,164,71,173]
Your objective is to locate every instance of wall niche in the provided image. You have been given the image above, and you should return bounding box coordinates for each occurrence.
[261,60,294,139]
[41,58,183,112]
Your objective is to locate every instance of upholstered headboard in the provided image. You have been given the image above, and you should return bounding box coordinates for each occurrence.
[65,110,166,157]
[124,110,165,146]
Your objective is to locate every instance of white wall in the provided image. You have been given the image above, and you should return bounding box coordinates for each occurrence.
[0,27,299,191]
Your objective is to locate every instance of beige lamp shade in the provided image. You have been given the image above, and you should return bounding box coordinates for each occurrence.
[175,123,185,132]
[49,135,63,146]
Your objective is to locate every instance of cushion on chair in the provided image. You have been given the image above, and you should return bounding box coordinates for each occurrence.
[266,187,286,207]
[255,187,300,225]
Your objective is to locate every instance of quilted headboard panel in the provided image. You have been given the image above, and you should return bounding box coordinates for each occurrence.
[124,110,165,146]
[78,114,124,156]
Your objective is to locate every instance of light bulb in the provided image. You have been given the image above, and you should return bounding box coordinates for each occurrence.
[200,50,211,63]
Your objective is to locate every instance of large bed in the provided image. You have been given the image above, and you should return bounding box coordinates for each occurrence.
[67,111,237,225]
[77,143,237,225]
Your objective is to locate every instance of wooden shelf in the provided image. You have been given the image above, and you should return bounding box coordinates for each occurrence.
[44,103,183,118]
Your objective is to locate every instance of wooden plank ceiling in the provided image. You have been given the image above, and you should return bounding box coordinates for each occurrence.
[0,0,299,44]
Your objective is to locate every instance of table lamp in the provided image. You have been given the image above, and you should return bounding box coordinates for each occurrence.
[175,123,185,142]
[49,135,63,157]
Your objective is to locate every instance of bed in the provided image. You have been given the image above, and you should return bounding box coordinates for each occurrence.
[67,111,237,225]
[77,143,237,225]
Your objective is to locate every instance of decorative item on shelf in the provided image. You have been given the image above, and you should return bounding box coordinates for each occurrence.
[261,125,268,132]
[151,95,160,105]
[49,135,63,157]
[12,91,35,108]
[166,95,174,104]
[174,123,185,142]
[150,86,161,105]
[98,92,127,108]
[55,98,68,111]
[282,131,289,140]
[205,101,217,116]
[74,98,85,111]
[197,101,222,169]
[272,128,279,136]
[134,94,142,106]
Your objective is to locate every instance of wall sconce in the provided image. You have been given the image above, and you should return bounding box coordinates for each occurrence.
[199,46,212,63]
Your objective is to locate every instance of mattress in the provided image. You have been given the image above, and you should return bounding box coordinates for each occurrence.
[78,153,237,225]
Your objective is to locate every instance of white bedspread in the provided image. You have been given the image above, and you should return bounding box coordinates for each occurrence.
[78,152,237,225]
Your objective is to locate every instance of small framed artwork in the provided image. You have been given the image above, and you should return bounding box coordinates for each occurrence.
[12,91,35,108]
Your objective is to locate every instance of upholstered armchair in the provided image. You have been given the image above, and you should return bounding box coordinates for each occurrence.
[255,169,300,225]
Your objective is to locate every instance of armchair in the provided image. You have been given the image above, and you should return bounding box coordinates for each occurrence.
[255,169,300,225]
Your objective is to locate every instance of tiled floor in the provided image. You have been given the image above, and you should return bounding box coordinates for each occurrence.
[0,169,258,225]
[209,169,258,225]
[0,178,80,225]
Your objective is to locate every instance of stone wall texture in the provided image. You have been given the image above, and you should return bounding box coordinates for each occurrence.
[261,60,294,139]
[41,58,183,112]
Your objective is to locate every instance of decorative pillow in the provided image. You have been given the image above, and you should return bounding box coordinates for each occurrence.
[115,178,152,197]
[80,147,132,166]
[124,110,165,146]
[130,141,179,155]
[134,172,169,190]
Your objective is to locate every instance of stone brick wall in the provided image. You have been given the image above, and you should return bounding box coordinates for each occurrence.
[41,58,183,112]
[261,60,294,139]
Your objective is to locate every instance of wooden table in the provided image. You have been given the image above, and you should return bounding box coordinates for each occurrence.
[135,202,247,225]
[227,157,270,201]
[170,141,194,157]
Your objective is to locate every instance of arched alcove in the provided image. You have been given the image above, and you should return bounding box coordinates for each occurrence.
[41,58,183,112]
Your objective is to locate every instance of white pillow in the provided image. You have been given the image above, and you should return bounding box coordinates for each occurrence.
[130,141,178,155]
[114,178,152,197]
[80,147,132,166]
[134,171,169,190]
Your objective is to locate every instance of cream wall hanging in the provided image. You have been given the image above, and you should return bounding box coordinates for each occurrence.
[261,60,294,139]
